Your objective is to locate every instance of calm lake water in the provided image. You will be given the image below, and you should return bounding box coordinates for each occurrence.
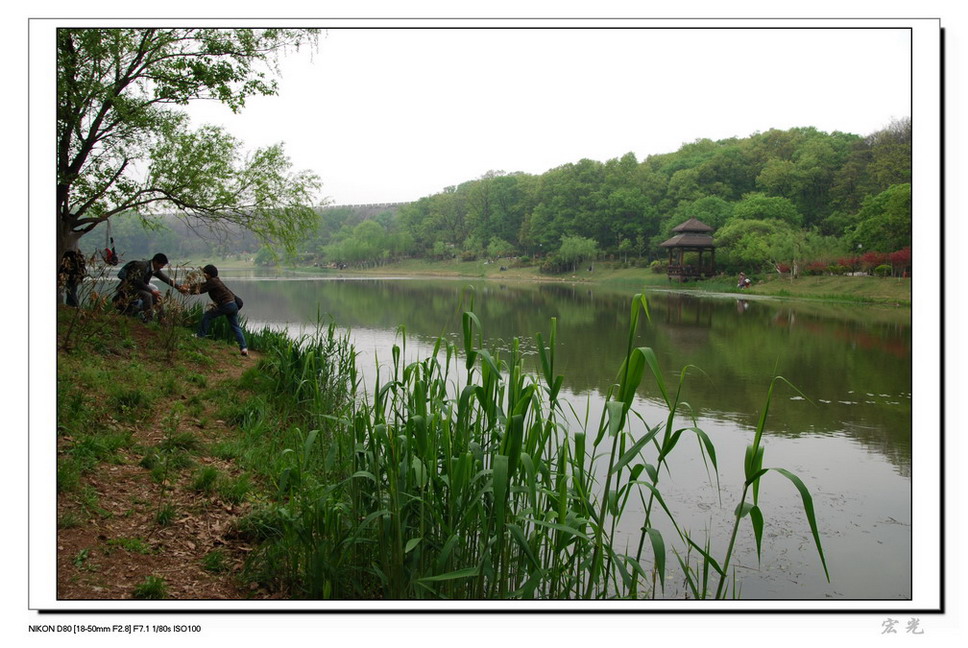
[176,269,912,600]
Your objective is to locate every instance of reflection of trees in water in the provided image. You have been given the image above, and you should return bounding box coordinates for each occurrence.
[235,277,911,467]
[841,421,912,477]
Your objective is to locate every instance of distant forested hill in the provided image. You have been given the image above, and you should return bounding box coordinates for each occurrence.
[98,120,911,275]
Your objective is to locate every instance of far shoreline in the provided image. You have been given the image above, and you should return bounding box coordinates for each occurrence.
[183,257,913,308]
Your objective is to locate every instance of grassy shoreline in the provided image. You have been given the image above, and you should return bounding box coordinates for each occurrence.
[57,290,832,600]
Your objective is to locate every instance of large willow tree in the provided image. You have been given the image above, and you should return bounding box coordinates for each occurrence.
[56,28,322,261]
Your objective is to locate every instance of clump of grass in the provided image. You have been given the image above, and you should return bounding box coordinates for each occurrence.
[58,430,134,494]
[72,548,90,568]
[159,431,200,452]
[77,486,111,519]
[107,537,152,554]
[191,466,219,493]
[217,474,251,504]
[232,505,286,542]
[67,432,133,470]
[57,386,92,434]
[57,462,82,493]
[209,440,243,461]
[108,388,152,421]
[132,575,167,599]
[138,452,159,470]
[155,503,177,526]
[148,452,195,484]
[187,373,208,388]
[159,374,181,397]
[201,549,230,573]
[142,447,195,483]
[183,350,214,367]
[58,512,82,529]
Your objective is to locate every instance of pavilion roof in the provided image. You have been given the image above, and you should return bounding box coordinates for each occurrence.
[672,218,715,233]
[659,232,716,248]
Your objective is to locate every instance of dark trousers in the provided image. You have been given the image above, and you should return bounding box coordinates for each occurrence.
[65,281,80,307]
[116,287,158,318]
[197,301,246,350]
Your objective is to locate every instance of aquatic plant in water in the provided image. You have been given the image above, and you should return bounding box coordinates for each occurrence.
[247,294,827,599]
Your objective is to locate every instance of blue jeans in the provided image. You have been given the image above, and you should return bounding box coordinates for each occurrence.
[198,301,246,350]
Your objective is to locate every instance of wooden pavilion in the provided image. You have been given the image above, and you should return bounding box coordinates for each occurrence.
[659,217,716,281]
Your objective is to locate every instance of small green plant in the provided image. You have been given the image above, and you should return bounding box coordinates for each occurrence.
[132,575,167,600]
[187,373,208,387]
[159,431,200,452]
[201,549,230,573]
[57,461,81,493]
[183,350,214,367]
[72,548,90,568]
[191,466,219,493]
[77,486,111,518]
[109,388,150,417]
[107,537,152,554]
[209,440,243,461]
[58,512,82,529]
[139,452,160,470]
[217,474,251,504]
[157,267,196,360]
[155,503,177,526]
[232,506,286,542]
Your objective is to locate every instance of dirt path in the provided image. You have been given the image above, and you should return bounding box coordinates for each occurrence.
[56,328,277,601]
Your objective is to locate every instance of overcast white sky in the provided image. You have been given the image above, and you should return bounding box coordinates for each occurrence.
[185,27,912,206]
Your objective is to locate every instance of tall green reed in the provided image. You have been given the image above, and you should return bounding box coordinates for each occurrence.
[240,294,828,600]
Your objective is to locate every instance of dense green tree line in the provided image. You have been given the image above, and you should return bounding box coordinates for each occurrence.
[333,120,909,273]
[105,120,911,275]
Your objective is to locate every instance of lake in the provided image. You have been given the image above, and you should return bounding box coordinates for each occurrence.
[180,269,912,600]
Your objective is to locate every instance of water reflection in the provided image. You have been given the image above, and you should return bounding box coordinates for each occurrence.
[156,272,911,599]
[217,276,910,470]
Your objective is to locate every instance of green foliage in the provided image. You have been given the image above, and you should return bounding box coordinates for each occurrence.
[132,575,168,600]
[158,432,201,453]
[218,474,252,504]
[108,537,153,554]
[94,120,909,270]
[57,28,321,257]
[191,466,220,493]
[715,218,791,272]
[487,237,516,259]
[731,193,803,227]
[254,246,277,266]
[155,503,177,526]
[230,297,828,600]
[845,183,912,253]
[202,549,230,573]
[863,118,912,196]
[557,234,599,271]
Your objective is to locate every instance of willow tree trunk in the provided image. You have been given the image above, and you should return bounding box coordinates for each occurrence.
[56,218,86,305]
[57,217,86,261]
